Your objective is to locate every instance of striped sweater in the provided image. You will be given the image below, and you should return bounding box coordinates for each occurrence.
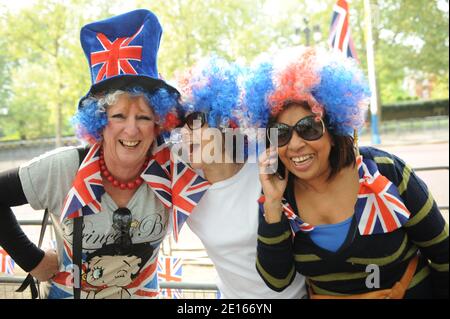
[256,147,449,298]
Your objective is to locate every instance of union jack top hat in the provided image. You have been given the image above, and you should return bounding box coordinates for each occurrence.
[79,9,178,107]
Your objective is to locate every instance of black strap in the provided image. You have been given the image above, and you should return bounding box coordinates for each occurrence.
[76,146,90,166]
[73,146,88,299]
[72,216,83,299]
[15,209,50,299]
[16,273,39,298]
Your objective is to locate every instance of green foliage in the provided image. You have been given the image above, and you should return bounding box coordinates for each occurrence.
[0,0,117,140]
[3,63,54,139]
[137,0,274,77]
[0,0,448,141]
[351,0,449,103]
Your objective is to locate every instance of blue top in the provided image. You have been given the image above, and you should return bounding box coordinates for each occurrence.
[309,216,353,252]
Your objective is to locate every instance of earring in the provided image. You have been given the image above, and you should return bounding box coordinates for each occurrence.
[353,129,360,156]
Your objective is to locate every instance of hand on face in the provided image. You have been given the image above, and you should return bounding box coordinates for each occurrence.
[258,147,287,224]
[258,146,288,202]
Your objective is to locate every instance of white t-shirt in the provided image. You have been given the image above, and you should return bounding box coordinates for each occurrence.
[19,147,169,299]
[187,162,306,299]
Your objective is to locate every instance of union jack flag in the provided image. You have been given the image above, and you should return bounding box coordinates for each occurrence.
[90,25,144,83]
[142,139,210,241]
[170,159,210,241]
[157,256,183,299]
[329,0,358,59]
[0,248,15,276]
[259,156,410,237]
[62,139,209,240]
[142,137,173,208]
[355,156,411,235]
[258,195,314,236]
[125,257,160,298]
[60,143,104,221]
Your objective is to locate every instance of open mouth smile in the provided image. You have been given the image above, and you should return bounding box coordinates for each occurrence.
[119,139,141,148]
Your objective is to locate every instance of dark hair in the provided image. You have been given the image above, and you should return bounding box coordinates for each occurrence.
[327,132,356,179]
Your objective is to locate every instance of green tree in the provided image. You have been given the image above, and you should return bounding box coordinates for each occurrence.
[136,0,275,78]
[0,0,447,141]
[351,0,449,103]
[3,63,54,140]
[1,0,118,142]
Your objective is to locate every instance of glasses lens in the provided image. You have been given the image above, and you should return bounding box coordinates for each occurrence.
[270,123,292,147]
[186,112,205,130]
[295,116,324,141]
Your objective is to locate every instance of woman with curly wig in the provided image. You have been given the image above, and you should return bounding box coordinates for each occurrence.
[174,56,306,299]
[256,47,449,299]
[0,10,206,299]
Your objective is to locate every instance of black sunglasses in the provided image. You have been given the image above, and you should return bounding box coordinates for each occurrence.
[112,207,132,255]
[268,115,325,147]
[184,112,207,130]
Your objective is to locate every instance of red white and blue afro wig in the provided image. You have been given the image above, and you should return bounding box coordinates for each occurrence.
[268,46,371,136]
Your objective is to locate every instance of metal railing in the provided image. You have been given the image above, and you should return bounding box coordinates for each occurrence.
[413,166,449,172]
[11,165,450,218]
[0,275,217,290]
[0,276,218,299]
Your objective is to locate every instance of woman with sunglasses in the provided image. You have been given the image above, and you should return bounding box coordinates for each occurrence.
[256,47,448,299]
[0,10,206,299]
[173,56,307,299]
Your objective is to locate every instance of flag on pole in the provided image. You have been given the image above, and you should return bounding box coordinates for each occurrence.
[0,248,15,276]
[157,256,183,299]
[329,0,381,145]
[329,0,358,60]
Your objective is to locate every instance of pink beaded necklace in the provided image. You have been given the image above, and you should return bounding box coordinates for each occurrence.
[99,149,149,190]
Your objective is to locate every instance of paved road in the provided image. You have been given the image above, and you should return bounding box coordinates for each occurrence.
[374,142,449,216]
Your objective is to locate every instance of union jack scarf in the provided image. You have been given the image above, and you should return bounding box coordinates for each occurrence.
[355,155,411,235]
[257,195,313,236]
[258,155,410,236]
[60,139,210,241]
[141,139,210,241]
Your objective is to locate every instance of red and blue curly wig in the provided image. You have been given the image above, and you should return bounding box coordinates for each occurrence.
[268,47,371,136]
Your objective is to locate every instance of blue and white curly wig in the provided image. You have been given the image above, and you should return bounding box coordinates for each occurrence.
[176,56,245,129]
[71,86,180,144]
[241,59,274,129]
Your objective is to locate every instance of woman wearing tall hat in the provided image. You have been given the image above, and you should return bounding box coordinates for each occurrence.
[256,47,449,298]
[0,9,208,299]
